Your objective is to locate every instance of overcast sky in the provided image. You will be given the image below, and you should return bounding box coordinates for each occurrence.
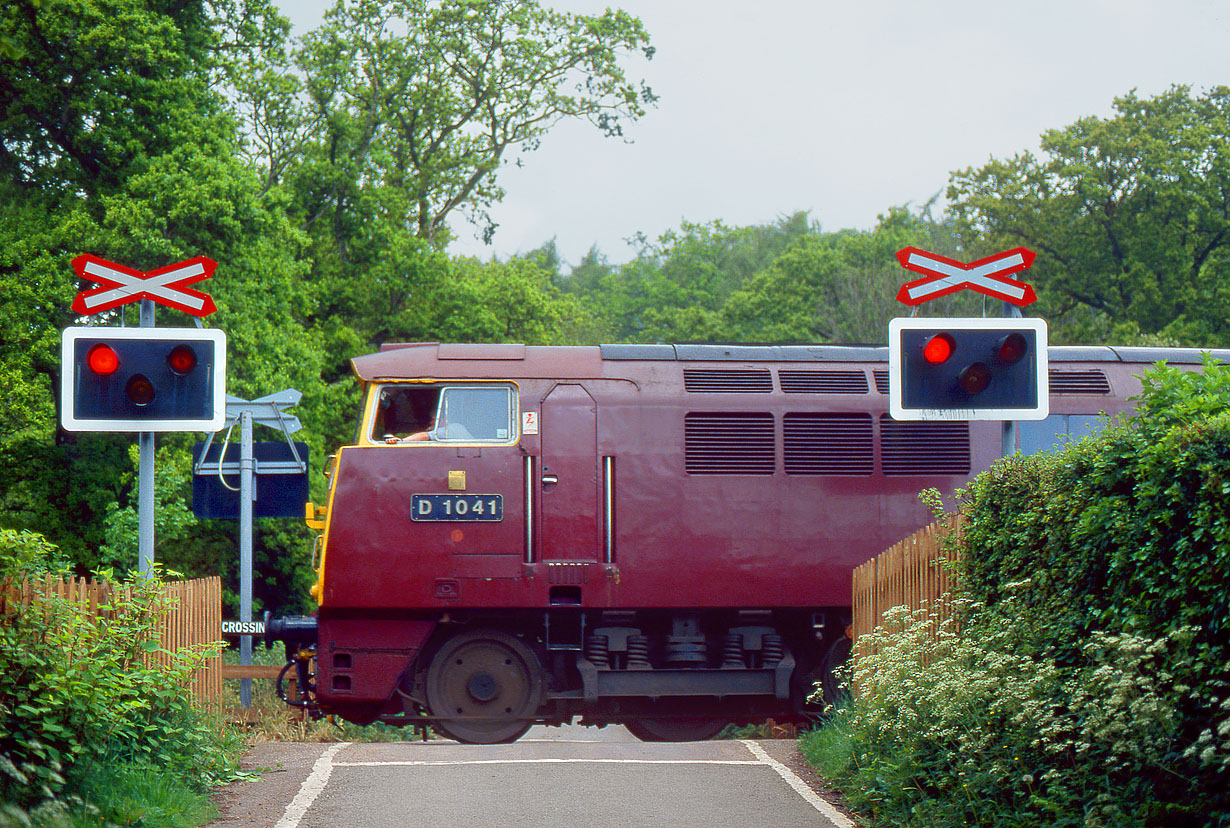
[285,0,1230,265]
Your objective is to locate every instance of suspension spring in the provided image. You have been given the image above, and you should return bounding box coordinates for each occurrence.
[721,633,745,668]
[762,633,785,666]
[626,634,651,669]
[585,635,610,668]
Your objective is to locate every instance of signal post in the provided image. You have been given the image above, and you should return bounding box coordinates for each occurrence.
[61,254,225,574]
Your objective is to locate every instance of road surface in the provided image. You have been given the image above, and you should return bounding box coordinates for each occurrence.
[208,725,855,828]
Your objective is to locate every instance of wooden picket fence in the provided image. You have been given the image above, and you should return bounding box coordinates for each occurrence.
[0,575,223,706]
[852,512,964,657]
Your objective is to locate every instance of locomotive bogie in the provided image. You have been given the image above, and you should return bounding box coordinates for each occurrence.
[304,605,847,740]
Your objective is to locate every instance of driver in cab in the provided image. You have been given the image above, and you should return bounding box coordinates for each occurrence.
[390,410,472,442]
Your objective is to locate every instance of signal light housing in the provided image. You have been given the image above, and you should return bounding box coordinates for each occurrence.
[61,327,226,432]
[888,317,1048,421]
[996,332,1028,365]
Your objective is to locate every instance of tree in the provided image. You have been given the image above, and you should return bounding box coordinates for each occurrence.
[0,0,220,198]
[715,206,982,344]
[227,0,655,377]
[0,0,655,616]
[948,85,1230,345]
[0,0,325,605]
[580,214,816,343]
[232,0,656,252]
[419,254,589,344]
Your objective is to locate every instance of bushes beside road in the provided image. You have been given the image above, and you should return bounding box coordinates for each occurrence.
[0,533,242,828]
[804,357,1230,827]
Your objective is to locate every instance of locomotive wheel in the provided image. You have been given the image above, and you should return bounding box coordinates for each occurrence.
[424,630,543,744]
[820,635,853,708]
[624,717,727,742]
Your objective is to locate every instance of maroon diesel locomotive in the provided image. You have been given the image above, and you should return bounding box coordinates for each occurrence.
[267,341,1205,742]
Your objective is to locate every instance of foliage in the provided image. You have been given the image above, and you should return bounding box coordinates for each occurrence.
[805,358,1230,826]
[239,0,655,245]
[0,0,320,616]
[803,605,1219,827]
[713,206,984,344]
[960,355,1230,678]
[227,0,656,388]
[0,549,240,821]
[949,85,1230,346]
[556,208,985,345]
[0,530,67,577]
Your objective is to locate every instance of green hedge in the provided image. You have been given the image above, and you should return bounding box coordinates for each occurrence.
[0,532,241,826]
[804,357,1230,828]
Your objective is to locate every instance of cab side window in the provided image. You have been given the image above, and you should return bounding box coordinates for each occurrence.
[436,386,516,442]
[371,385,516,444]
[373,387,438,442]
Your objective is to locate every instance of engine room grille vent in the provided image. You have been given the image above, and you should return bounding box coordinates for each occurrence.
[685,412,775,475]
[779,370,869,394]
[784,413,874,475]
[880,417,971,476]
[683,369,773,393]
[873,370,890,394]
[1049,369,1111,395]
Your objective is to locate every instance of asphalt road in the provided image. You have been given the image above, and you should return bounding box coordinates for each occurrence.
[208,725,855,828]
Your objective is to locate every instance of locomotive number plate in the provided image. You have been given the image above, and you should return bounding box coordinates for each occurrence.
[411,494,503,522]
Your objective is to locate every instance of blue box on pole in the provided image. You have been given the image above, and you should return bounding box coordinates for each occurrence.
[191,441,310,519]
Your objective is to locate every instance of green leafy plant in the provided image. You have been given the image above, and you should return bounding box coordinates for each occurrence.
[0,544,241,824]
[805,358,1230,827]
[804,602,1214,827]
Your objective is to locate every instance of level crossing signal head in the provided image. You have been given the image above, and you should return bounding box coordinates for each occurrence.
[61,327,226,432]
[888,318,1048,421]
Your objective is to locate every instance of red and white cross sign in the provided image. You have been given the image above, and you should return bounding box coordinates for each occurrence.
[895,247,1038,307]
[71,254,218,317]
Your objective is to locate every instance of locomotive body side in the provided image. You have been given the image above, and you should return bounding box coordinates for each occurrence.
[273,342,1211,739]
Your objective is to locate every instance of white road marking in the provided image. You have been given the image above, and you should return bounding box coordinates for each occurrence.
[273,742,350,828]
[516,739,625,743]
[740,740,855,828]
[336,758,761,767]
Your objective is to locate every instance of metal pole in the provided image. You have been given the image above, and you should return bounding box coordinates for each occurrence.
[239,410,255,707]
[138,298,155,575]
[1001,300,1023,457]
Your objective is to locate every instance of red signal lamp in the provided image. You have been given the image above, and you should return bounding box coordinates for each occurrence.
[87,343,120,375]
[995,332,1028,365]
[126,374,156,406]
[922,333,955,364]
[958,362,992,394]
[167,344,198,375]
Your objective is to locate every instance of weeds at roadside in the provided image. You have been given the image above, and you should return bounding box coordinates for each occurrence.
[0,543,245,828]
[218,644,430,744]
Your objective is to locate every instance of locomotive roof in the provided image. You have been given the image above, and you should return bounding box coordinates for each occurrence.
[351,341,1230,381]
